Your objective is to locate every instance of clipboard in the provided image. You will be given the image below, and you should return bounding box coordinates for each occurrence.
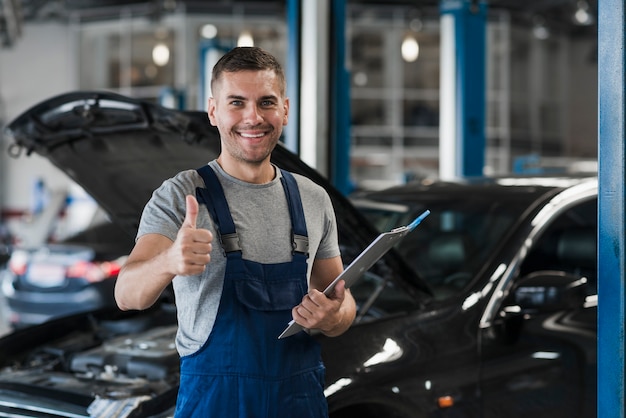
[278,209,430,339]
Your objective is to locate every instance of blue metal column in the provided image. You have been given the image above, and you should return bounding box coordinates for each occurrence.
[598,0,626,416]
[329,0,352,195]
[439,0,487,178]
[285,0,301,154]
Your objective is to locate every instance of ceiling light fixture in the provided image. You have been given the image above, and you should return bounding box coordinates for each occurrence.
[237,30,254,47]
[532,16,550,40]
[200,23,218,39]
[152,42,170,66]
[401,34,419,62]
[573,0,595,26]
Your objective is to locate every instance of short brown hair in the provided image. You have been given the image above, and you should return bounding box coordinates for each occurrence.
[211,47,286,96]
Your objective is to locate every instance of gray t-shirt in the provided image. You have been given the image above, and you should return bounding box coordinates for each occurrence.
[137,160,340,356]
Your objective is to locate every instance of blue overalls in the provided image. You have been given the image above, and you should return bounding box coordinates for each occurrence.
[174,165,328,418]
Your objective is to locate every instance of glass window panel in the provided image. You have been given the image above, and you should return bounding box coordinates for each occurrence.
[351,97,387,126]
[402,32,440,89]
[350,31,385,88]
[403,99,439,127]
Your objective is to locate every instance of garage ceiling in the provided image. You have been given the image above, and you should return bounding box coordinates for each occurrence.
[1,0,597,47]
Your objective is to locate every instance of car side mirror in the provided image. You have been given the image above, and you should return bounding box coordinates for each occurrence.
[512,270,589,313]
[486,271,591,346]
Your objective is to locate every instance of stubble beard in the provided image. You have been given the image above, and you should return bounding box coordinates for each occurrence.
[225,131,279,166]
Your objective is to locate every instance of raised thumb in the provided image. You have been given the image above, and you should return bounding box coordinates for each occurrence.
[183,194,199,229]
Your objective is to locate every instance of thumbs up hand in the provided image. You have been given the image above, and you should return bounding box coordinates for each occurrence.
[183,193,200,229]
[170,195,213,276]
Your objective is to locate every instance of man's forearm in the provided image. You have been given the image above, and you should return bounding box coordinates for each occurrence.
[115,256,174,311]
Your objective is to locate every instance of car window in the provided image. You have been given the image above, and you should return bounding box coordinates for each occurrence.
[357,198,523,300]
[519,198,597,294]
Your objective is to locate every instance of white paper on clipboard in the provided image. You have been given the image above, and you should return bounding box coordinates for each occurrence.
[278,209,430,339]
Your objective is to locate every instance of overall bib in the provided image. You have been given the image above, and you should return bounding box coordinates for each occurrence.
[174,166,328,418]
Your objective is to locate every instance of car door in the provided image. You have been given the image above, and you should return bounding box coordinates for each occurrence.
[479,198,597,418]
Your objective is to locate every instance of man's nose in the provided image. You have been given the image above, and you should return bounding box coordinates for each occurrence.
[243,104,263,123]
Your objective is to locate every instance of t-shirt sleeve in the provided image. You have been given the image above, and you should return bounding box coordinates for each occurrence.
[137,170,199,242]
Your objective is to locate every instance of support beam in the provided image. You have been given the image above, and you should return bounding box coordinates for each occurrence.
[286,0,331,177]
[597,0,626,416]
[439,0,487,179]
[300,0,330,174]
[329,0,352,194]
[285,0,301,154]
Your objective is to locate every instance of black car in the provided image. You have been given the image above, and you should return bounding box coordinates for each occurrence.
[0,91,597,418]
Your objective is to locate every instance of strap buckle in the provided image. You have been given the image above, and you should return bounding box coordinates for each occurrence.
[221,233,242,253]
[292,234,309,255]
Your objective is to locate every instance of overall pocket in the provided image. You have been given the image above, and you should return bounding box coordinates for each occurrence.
[233,274,306,311]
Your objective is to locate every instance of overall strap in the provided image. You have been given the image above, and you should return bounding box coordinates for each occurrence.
[279,170,309,256]
[195,165,241,253]
[195,165,309,257]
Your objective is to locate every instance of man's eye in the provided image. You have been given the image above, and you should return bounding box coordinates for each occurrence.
[261,100,276,107]
[230,100,243,106]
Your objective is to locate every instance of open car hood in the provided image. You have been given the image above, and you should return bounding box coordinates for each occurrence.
[5,91,430,296]
[6,91,228,235]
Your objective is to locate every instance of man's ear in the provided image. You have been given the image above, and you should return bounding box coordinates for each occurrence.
[283,97,290,126]
[207,97,217,126]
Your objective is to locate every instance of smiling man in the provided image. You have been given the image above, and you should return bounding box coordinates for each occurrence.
[114,46,356,417]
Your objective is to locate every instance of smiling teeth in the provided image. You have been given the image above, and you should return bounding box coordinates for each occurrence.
[240,132,264,138]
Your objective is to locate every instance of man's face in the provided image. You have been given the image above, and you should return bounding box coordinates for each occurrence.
[208,69,289,166]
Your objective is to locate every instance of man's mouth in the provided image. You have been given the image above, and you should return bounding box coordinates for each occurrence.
[239,131,266,139]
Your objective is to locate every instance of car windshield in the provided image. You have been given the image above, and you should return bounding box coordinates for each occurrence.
[354,194,529,300]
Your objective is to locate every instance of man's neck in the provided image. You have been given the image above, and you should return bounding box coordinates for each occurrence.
[216,156,275,184]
